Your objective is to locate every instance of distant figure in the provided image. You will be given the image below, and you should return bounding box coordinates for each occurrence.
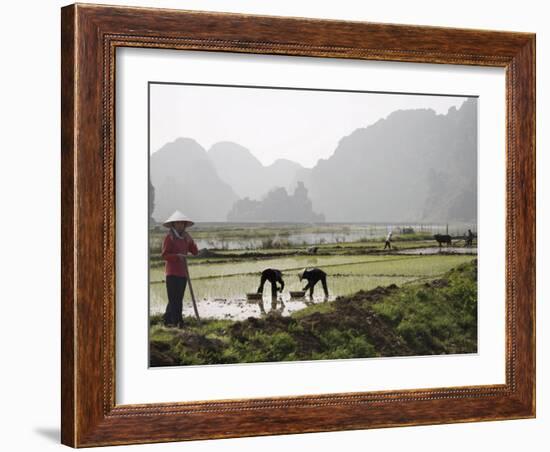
[257,268,285,299]
[465,229,474,247]
[384,231,393,250]
[307,246,319,254]
[300,268,329,299]
[434,234,452,247]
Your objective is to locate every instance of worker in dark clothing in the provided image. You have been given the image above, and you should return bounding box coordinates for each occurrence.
[465,229,474,247]
[300,268,329,300]
[257,268,285,299]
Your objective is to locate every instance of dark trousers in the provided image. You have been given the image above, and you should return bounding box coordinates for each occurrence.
[304,276,329,298]
[163,275,187,326]
[257,276,278,299]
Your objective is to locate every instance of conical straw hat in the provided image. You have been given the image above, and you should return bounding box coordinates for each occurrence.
[162,210,195,227]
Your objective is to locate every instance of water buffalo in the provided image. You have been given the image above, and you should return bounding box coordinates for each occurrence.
[434,234,452,247]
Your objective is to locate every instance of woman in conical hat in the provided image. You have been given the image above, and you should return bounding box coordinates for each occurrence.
[161,210,198,327]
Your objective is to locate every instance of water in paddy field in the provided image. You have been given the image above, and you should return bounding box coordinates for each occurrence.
[149,223,477,320]
[149,254,477,321]
[149,274,417,321]
[178,294,333,321]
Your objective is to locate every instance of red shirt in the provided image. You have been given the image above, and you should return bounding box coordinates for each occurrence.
[161,232,199,277]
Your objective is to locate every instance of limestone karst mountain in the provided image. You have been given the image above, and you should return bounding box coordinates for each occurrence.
[227,181,325,222]
[149,98,477,224]
[301,98,477,223]
[208,141,303,200]
[149,138,238,222]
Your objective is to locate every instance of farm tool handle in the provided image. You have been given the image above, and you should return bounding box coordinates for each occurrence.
[182,256,201,322]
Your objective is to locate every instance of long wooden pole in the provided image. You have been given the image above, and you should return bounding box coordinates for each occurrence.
[183,257,200,321]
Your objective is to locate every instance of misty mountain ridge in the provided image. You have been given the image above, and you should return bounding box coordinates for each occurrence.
[149,138,238,222]
[208,141,303,199]
[298,100,477,223]
[150,99,477,223]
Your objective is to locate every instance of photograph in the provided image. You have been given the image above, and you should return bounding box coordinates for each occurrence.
[148,82,479,367]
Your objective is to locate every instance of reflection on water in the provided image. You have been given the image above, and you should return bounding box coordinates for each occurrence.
[172,294,331,321]
[149,275,415,320]
[195,231,366,250]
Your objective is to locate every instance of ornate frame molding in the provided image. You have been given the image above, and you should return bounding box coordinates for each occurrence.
[61,4,535,447]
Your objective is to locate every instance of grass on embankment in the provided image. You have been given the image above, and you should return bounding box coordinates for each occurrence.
[149,259,477,366]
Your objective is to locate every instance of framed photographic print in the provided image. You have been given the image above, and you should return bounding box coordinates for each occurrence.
[61,3,536,447]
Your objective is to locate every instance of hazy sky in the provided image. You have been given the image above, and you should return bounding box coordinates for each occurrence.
[150,83,469,168]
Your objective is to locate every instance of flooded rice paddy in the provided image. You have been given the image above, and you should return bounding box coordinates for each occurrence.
[149,223,477,320]
[149,254,476,320]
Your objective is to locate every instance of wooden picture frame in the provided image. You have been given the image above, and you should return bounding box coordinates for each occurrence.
[61,3,535,447]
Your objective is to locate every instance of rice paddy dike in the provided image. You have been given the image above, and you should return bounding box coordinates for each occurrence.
[149,259,478,366]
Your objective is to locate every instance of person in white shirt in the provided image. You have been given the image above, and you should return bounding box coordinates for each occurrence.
[384,231,393,250]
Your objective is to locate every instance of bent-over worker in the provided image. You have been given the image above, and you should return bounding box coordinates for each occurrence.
[300,268,329,300]
[257,268,285,299]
